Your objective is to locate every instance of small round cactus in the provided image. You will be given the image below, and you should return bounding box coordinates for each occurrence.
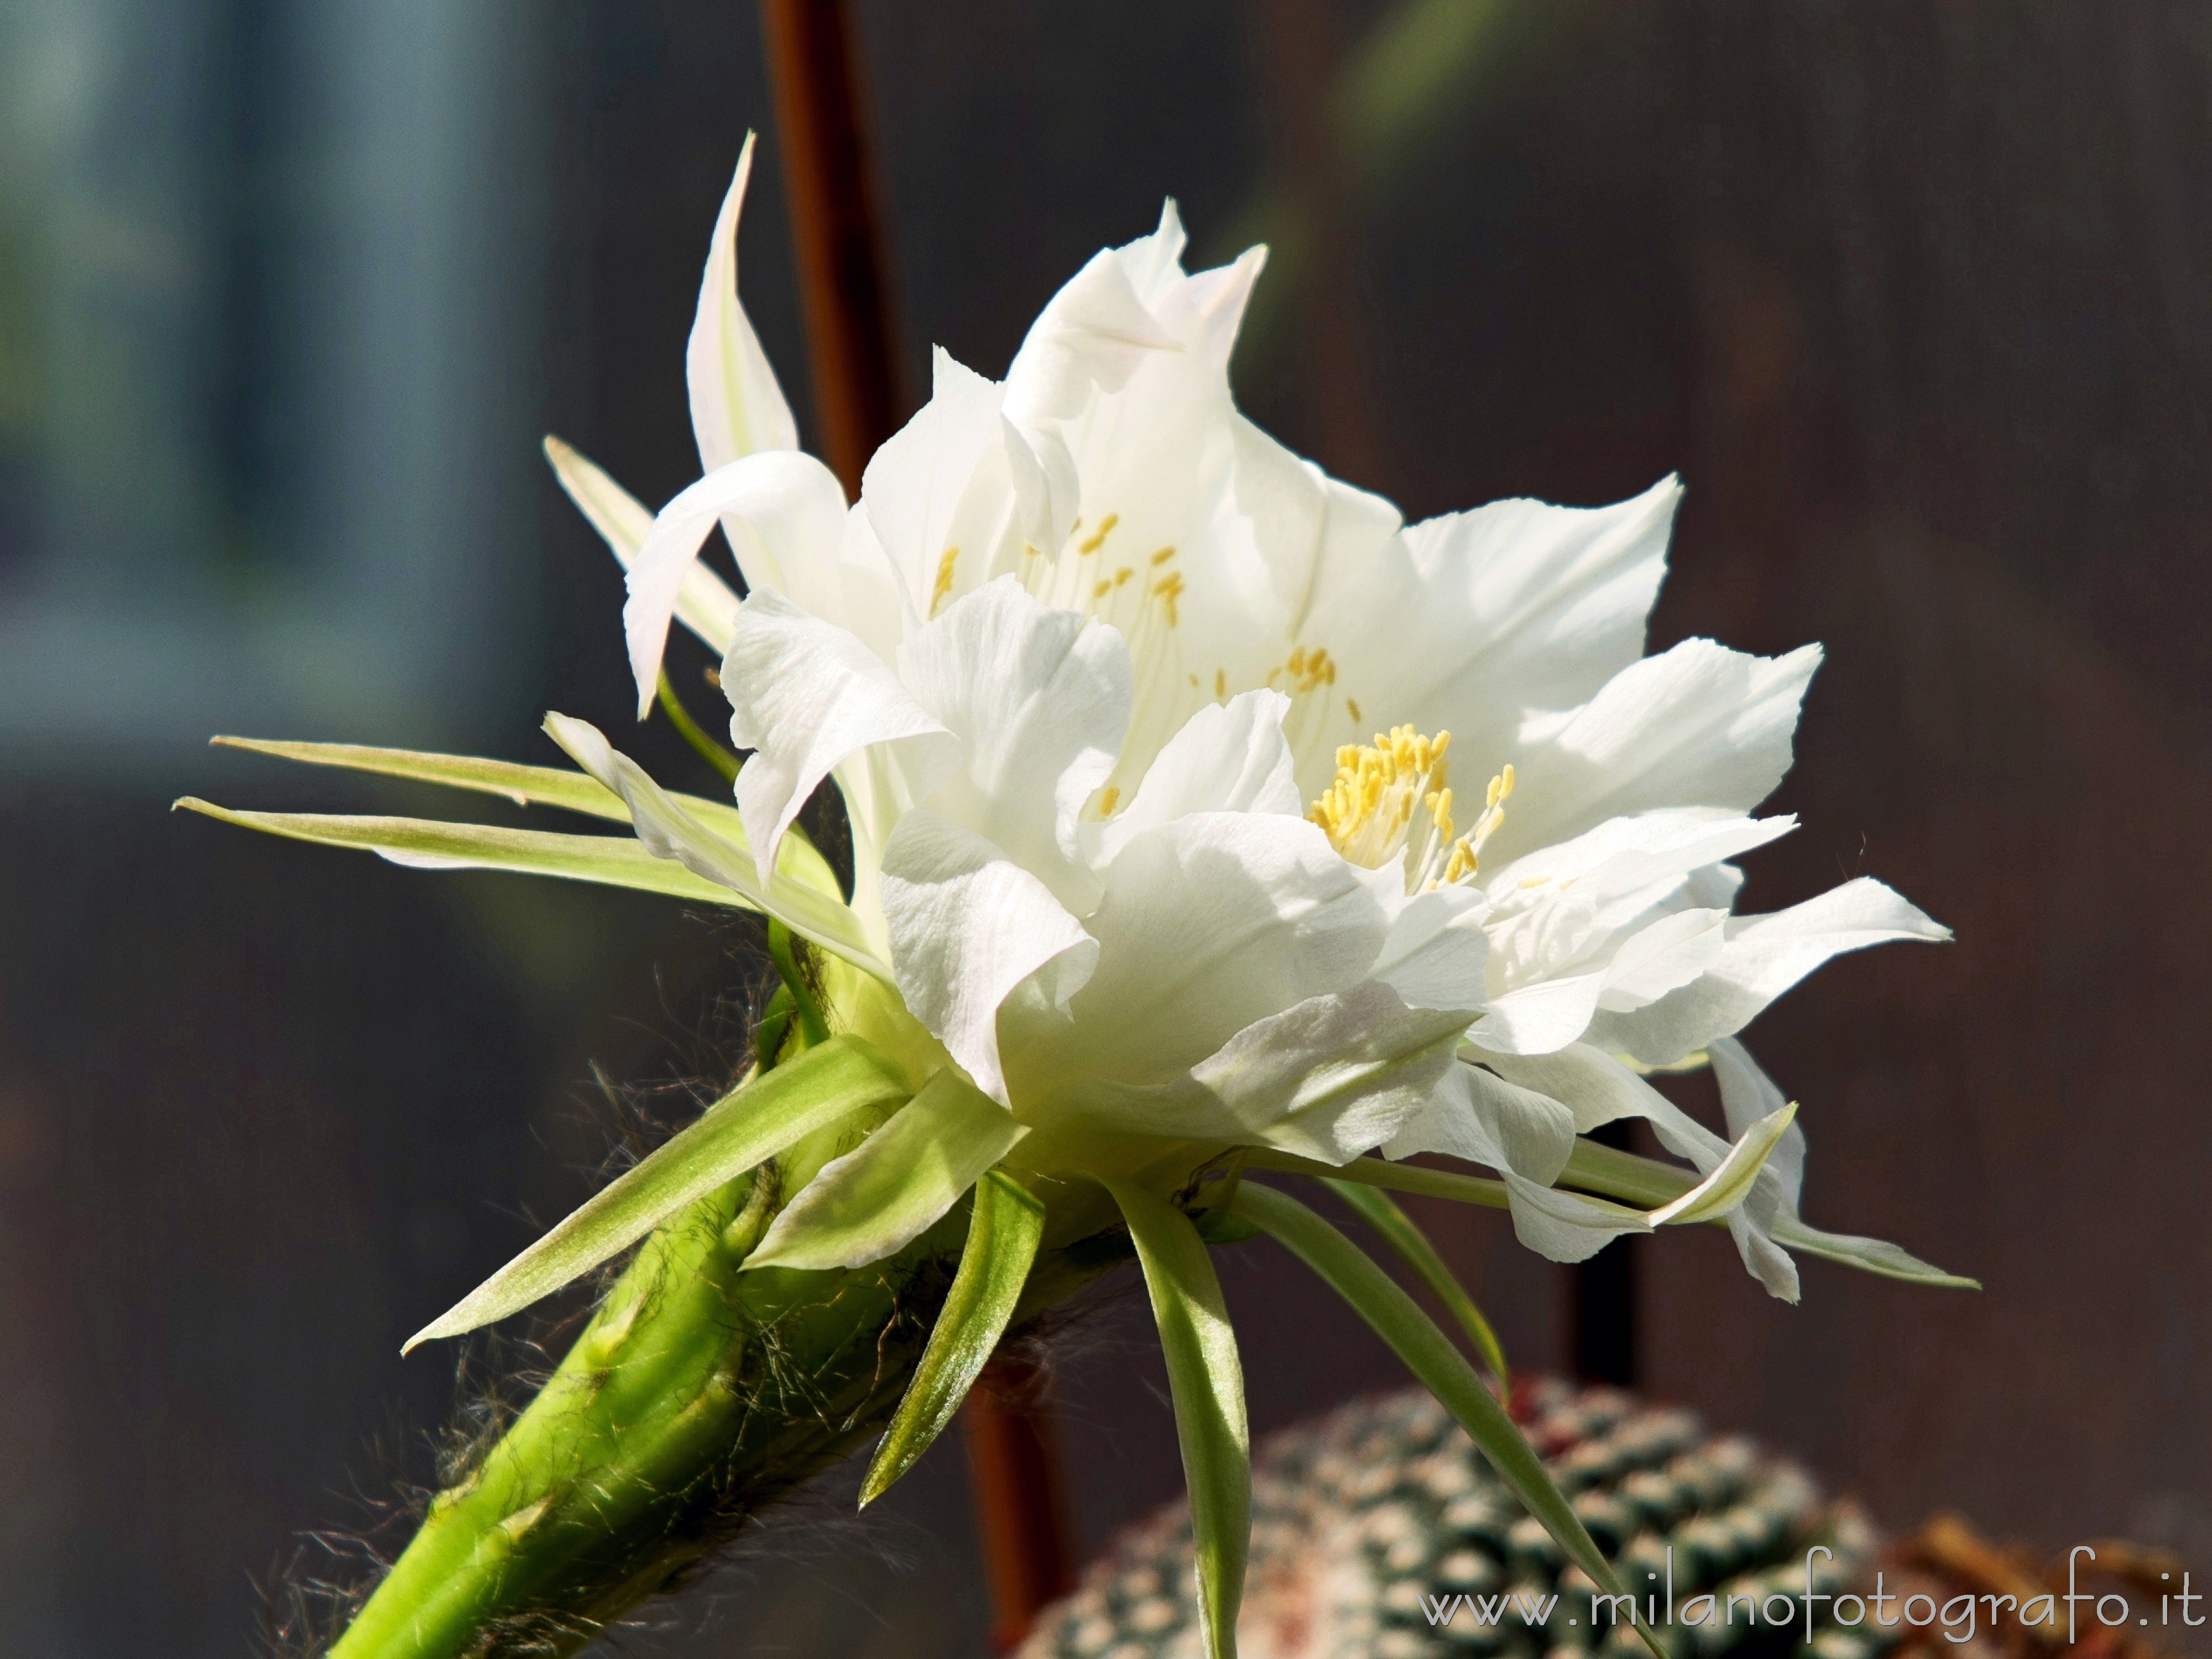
[1019,1380,1889,1659]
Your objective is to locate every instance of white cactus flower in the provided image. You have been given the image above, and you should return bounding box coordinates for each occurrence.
[547,158,1947,1291]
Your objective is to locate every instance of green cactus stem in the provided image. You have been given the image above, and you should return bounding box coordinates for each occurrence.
[327,1155,1118,1659]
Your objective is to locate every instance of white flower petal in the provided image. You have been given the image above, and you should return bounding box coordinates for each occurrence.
[1648,1103,1798,1226]
[1383,1059,1577,1187]
[1319,476,1681,791]
[1593,906,1730,1013]
[723,588,955,879]
[1038,980,1469,1163]
[1589,877,1952,1065]
[1708,1036,1803,1207]
[624,451,849,716]
[1486,638,1822,866]
[1003,209,1186,428]
[687,133,799,471]
[1464,971,1610,1057]
[1478,811,1797,1031]
[1088,689,1300,867]
[544,436,743,653]
[1484,1042,1730,1165]
[1003,813,1390,1095]
[880,808,1099,1106]
[747,1070,1026,1271]
[1368,883,1491,1015]
[896,577,1131,908]
[857,348,1018,623]
[1496,1176,1653,1264]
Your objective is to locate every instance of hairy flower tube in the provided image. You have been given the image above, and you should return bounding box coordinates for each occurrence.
[182,134,1972,1659]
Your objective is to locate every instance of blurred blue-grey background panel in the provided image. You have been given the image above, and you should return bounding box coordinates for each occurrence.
[0,0,559,769]
[3,2,2210,1655]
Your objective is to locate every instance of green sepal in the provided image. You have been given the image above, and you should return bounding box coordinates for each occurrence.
[860,1169,1045,1506]
[1558,1138,1980,1289]
[403,1036,911,1351]
[1243,1147,1514,1212]
[1229,1180,1664,1659]
[1104,1179,1249,1659]
[202,733,842,900]
[768,919,831,1048]
[1319,1176,1509,1389]
[655,669,742,785]
[747,1069,1025,1273]
[755,984,798,1071]
[174,799,749,909]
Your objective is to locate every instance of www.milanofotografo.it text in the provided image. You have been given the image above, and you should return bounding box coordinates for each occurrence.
[1420,1547,2206,1643]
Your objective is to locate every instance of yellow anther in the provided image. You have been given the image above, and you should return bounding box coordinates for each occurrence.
[930,546,959,616]
[1500,763,1516,799]
[1345,697,1361,723]
[1151,570,1184,625]
[1098,785,1120,817]
[1092,578,1112,599]
[1114,566,1133,587]
[1077,511,1119,555]
[1214,667,1228,699]
[1150,545,1176,566]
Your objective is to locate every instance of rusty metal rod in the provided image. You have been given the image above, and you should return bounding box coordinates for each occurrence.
[754,0,1079,1643]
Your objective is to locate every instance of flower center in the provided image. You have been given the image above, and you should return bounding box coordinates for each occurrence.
[1306,726,1513,890]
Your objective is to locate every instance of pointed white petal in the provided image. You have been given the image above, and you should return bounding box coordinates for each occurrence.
[857,348,1018,622]
[1708,1036,1804,1207]
[1464,971,1610,1056]
[896,577,1131,908]
[1383,1060,1577,1187]
[624,450,849,716]
[1039,980,1470,1163]
[1484,1042,1731,1165]
[747,1070,1026,1271]
[1649,1103,1797,1225]
[688,133,800,469]
[1003,240,1183,427]
[1089,690,1300,867]
[1003,813,1390,1095]
[1497,1175,1653,1264]
[544,436,743,652]
[1367,883,1491,1015]
[1593,905,1731,1013]
[1485,638,1822,865]
[1475,812,1796,1049]
[1590,877,1952,1065]
[1321,476,1682,786]
[879,808,1099,1106]
[722,587,955,880]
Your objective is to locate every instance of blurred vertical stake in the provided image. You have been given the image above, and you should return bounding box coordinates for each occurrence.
[756,0,903,498]
[964,1357,1079,1652]
[1571,1121,1639,1385]
[754,0,1078,1642]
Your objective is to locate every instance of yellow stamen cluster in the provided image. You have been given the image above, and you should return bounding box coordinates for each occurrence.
[1307,726,1514,890]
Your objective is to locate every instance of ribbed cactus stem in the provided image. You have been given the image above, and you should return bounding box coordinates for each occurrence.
[325,1145,1123,1659]
[329,1170,932,1659]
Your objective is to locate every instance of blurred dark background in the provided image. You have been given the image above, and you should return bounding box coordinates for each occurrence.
[3,2,2208,1653]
